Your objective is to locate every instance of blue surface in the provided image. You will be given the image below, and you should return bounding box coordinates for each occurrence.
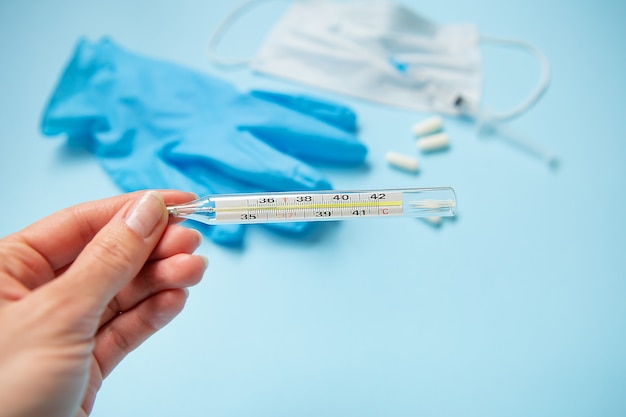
[1,0,625,416]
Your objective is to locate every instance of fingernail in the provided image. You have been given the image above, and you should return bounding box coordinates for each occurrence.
[125,191,165,238]
[199,255,209,270]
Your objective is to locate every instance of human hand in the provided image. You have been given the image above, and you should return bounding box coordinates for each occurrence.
[0,190,207,417]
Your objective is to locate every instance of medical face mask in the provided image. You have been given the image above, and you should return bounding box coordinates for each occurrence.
[209,0,554,163]
[210,0,481,115]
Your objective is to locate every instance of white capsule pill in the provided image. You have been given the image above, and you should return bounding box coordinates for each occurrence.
[412,116,443,136]
[417,132,449,152]
[423,216,443,226]
[386,151,419,173]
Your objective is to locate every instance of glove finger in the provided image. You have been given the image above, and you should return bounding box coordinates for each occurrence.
[224,96,365,165]
[246,122,367,165]
[41,38,111,140]
[250,90,358,133]
[164,131,333,192]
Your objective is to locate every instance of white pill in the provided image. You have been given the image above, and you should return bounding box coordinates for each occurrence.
[412,116,443,136]
[416,132,449,152]
[386,151,419,173]
[423,216,443,226]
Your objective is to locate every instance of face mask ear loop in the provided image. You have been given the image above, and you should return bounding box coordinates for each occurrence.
[208,0,288,67]
[455,36,557,167]
[477,35,552,124]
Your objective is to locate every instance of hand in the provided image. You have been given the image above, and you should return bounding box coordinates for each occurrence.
[0,190,207,417]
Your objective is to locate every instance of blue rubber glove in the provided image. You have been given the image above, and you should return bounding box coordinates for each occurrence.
[41,37,367,246]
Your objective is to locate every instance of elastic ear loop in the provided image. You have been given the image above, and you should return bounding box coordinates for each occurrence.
[476,35,551,123]
[208,0,288,67]
[458,35,557,166]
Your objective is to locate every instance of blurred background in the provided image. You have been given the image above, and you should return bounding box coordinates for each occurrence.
[1,0,625,416]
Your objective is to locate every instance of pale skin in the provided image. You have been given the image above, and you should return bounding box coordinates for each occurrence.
[0,190,207,417]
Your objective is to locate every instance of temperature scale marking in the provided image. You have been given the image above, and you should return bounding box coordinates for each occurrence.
[214,192,404,223]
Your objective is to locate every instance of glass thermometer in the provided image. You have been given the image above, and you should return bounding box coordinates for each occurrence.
[166,187,456,225]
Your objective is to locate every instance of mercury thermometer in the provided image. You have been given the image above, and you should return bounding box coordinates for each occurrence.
[166,187,456,225]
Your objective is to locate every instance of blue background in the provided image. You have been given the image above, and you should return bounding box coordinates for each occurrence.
[1,0,625,416]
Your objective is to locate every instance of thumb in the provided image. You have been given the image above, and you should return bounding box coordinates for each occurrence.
[48,191,169,313]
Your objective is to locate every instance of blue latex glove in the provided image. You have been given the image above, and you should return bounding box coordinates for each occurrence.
[41,38,367,246]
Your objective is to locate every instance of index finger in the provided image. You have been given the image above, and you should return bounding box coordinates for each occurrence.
[17,190,197,272]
